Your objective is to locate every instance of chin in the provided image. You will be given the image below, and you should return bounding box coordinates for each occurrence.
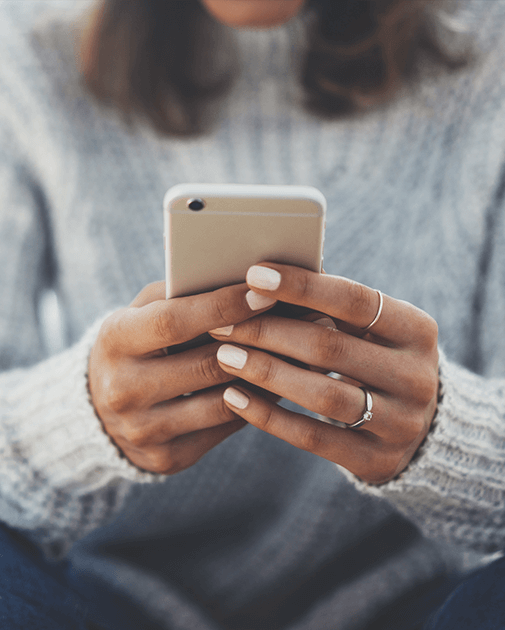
[201,0,306,29]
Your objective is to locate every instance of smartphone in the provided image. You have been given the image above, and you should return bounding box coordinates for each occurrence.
[163,183,326,299]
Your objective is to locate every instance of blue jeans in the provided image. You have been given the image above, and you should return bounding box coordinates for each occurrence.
[1,522,504,630]
[424,554,505,630]
[0,525,155,630]
[0,525,93,630]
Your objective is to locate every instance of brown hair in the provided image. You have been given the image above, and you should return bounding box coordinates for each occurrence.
[80,0,460,136]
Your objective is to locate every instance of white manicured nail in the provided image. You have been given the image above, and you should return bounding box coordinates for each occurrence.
[223,387,249,409]
[209,325,234,336]
[246,266,281,291]
[246,291,277,311]
[217,344,248,369]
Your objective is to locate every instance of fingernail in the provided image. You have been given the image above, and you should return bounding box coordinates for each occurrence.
[313,317,336,328]
[246,266,281,291]
[209,325,234,336]
[217,344,248,369]
[246,291,277,311]
[224,387,249,409]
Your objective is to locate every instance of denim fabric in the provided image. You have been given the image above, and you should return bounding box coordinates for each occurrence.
[0,524,152,630]
[0,525,93,630]
[2,519,504,630]
[424,556,505,630]
[0,520,449,630]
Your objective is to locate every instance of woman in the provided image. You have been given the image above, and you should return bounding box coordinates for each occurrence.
[1,0,504,628]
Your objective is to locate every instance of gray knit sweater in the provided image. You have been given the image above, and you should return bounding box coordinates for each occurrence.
[1,1,505,628]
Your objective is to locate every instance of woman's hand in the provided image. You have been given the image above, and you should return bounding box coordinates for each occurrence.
[210,264,439,485]
[88,281,276,474]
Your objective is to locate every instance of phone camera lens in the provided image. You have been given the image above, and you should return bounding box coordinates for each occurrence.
[187,198,205,211]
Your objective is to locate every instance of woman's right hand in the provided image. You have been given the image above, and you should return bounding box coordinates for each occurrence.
[88,281,275,474]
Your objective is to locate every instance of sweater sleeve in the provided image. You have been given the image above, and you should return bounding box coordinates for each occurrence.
[340,190,505,553]
[0,109,160,561]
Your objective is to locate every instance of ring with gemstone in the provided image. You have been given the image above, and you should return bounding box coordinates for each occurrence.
[347,387,374,429]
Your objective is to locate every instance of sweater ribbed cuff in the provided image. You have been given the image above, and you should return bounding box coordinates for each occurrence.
[338,349,505,551]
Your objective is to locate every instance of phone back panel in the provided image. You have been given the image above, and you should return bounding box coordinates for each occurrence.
[164,184,326,298]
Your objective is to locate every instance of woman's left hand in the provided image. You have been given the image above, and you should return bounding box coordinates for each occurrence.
[210,263,439,485]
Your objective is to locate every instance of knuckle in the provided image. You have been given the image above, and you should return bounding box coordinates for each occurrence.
[314,327,346,366]
[400,358,438,406]
[122,423,151,448]
[216,395,240,421]
[318,381,345,419]
[99,368,143,417]
[395,408,425,442]
[413,367,439,406]
[97,311,125,356]
[102,380,134,416]
[254,403,276,432]
[243,316,267,346]
[380,449,406,482]
[253,356,278,388]
[130,281,165,307]
[152,306,183,347]
[97,313,115,342]
[418,366,438,400]
[193,353,226,384]
[145,450,177,475]
[143,280,163,294]
[300,422,326,452]
[294,271,314,301]
[398,367,420,398]
[210,295,237,328]
[414,312,439,351]
[356,448,403,485]
[348,282,373,321]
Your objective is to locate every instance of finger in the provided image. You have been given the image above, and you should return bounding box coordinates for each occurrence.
[105,282,277,356]
[245,264,437,348]
[221,385,382,473]
[305,316,338,374]
[112,385,243,453]
[210,315,412,393]
[130,281,166,307]
[123,419,246,475]
[120,386,247,474]
[216,343,391,436]
[222,386,412,484]
[111,343,239,410]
